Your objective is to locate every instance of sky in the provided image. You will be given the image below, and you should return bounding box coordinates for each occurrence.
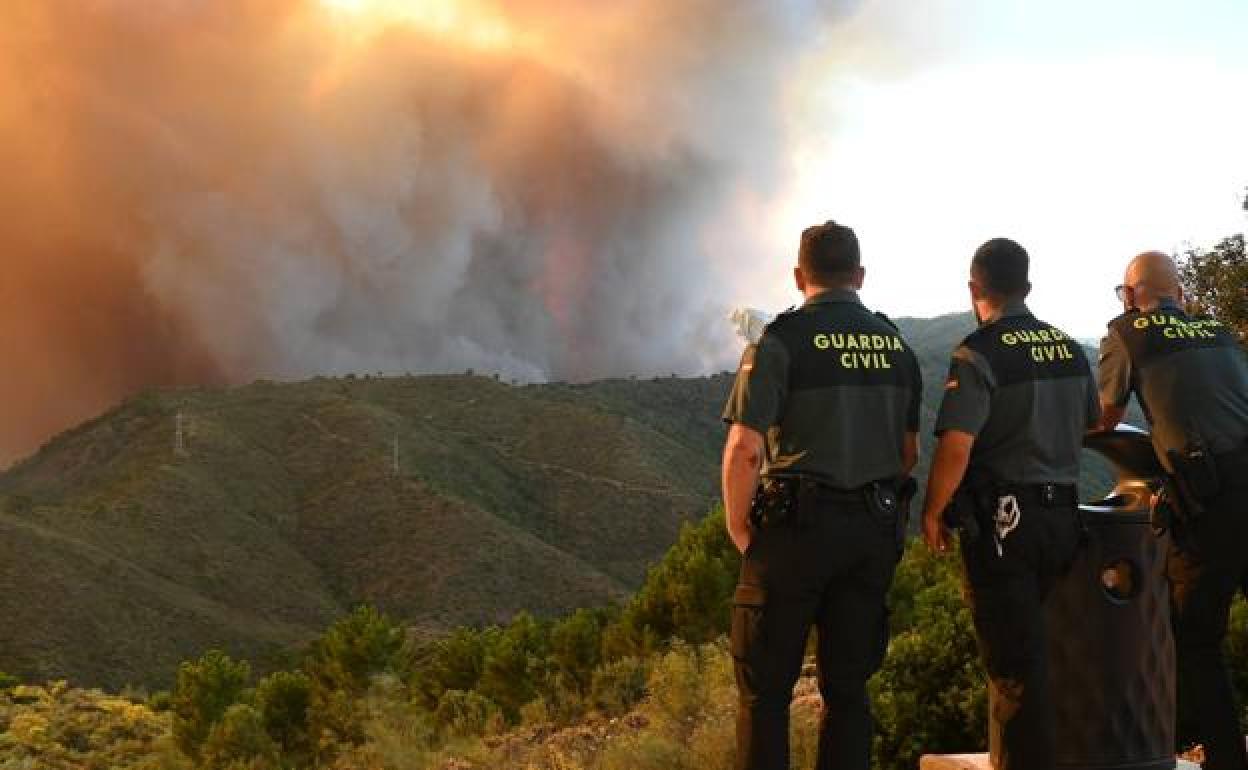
[751,0,1248,338]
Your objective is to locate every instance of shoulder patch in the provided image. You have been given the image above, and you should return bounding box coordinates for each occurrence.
[1107,310,1140,331]
[763,305,800,332]
[873,311,899,331]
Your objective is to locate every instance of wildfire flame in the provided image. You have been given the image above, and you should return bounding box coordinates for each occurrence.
[317,0,522,50]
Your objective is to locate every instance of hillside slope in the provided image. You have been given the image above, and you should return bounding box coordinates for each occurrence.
[0,311,1124,690]
[0,374,731,689]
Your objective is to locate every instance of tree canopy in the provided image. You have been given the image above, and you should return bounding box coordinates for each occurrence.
[1178,190,1247,343]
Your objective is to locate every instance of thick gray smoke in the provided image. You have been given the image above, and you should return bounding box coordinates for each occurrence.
[0,0,850,464]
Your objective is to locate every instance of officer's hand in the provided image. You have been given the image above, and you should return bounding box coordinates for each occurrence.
[728,525,752,556]
[923,512,949,554]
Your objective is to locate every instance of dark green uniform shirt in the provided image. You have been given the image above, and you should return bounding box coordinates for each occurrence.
[722,289,923,489]
[1098,299,1248,466]
[935,302,1100,484]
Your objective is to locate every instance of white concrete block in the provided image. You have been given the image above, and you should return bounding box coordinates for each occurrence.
[919,756,1199,770]
[919,755,991,770]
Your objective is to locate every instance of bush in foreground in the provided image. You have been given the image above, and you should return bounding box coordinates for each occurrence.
[171,650,251,762]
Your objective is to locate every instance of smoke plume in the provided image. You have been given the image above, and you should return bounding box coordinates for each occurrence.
[0,0,848,465]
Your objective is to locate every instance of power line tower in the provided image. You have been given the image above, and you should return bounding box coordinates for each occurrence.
[174,412,189,457]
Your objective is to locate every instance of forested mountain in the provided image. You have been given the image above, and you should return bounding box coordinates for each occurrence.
[0,311,1121,688]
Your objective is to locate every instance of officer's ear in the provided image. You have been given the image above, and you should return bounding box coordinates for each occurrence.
[967,278,985,301]
[850,265,865,290]
[794,266,806,294]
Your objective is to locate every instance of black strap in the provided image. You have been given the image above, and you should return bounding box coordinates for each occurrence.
[1005,483,1078,508]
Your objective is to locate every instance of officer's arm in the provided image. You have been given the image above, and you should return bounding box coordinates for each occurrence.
[922,430,975,552]
[902,432,920,476]
[720,332,788,554]
[722,424,765,554]
[922,349,992,552]
[1096,330,1131,431]
[1098,404,1126,432]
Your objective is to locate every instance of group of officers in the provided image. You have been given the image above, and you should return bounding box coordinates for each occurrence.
[721,220,1248,770]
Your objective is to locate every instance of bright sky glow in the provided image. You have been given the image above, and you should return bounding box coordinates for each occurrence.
[317,0,518,49]
[754,0,1248,338]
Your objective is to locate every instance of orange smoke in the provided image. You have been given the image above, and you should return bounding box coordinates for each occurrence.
[0,0,842,465]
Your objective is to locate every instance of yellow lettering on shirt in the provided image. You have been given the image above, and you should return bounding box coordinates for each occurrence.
[840,352,893,369]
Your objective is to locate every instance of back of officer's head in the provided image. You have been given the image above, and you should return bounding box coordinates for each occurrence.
[798,221,861,288]
[971,238,1031,300]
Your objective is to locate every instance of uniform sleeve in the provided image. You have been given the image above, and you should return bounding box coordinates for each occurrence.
[906,350,923,432]
[1097,329,1133,408]
[722,331,789,434]
[934,346,993,436]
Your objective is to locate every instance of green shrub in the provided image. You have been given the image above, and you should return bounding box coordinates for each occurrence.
[200,703,280,770]
[306,606,405,696]
[434,690,502,739]
[171,650,251,761]
[647,642,720,740]
[589,657,649,717]
[305,606,405,746]
[477,612,550,721]
[410,627,493,710]
[254,670,312,760]
[872,542,986,770]
[603,513,738,660]
[0,671,18,691]
[550,607,613,693]
[147,690,173,712]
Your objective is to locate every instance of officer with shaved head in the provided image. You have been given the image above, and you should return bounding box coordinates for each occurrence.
[1099,250,1248,770]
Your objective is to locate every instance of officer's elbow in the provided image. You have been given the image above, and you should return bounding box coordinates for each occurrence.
[725,442,762,471]
[724,426,764,470]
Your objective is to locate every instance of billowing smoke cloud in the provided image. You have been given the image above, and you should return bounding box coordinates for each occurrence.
[0,0,851,465]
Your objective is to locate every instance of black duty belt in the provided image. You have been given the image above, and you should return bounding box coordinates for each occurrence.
[766,474,873,504]
[1003,482,1078,508]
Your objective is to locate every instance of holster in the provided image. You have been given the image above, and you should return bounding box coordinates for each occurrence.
[944,487,982,544]
[1165,439,1220,520]
[1150,483,1177,536]
[749,477,799,530]
[944,473,999,544]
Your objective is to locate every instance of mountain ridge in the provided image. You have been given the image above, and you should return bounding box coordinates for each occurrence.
[0,311,1121,689]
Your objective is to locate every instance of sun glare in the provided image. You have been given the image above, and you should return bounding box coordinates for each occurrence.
[318,0,518,49]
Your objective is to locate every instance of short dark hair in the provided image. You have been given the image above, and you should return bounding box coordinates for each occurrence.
[971,238,1031,298]
[799,220,860,284]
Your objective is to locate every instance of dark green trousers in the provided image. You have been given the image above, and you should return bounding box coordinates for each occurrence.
[960,500,1080,770]
[1169,475,1248,770]
[731,491,899,770]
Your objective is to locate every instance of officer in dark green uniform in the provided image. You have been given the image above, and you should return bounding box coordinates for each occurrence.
[722,220,923,770]
[1097,250,1248,770]
[922,238,1100,770]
